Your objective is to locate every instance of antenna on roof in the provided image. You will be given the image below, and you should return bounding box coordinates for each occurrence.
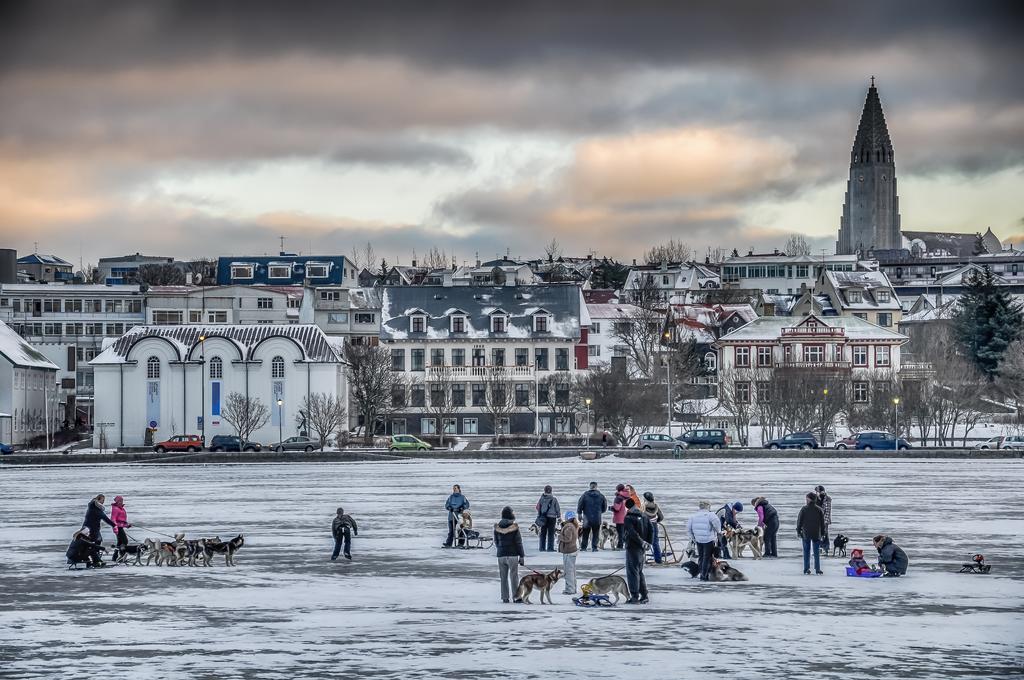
[870,75,875,88]
[279,235,285,255]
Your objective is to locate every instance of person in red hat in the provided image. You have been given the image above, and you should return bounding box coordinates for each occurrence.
[110,496,132,549]
[848,548,872,575]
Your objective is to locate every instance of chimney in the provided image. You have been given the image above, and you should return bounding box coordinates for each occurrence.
[632,258,637,266]
[773,248,779,255]
[411,259,417,267]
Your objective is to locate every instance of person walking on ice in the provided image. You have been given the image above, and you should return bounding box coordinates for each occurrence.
[442,484,469,548]
[83,494,115,546]
[559,511,580,594]
[576,482,607,552]
[796,492,827,574]
[110,495,132,550]
[331,507,358,561]
[535,485,561,552]
[623,498,653,603]
[494,507,526,603]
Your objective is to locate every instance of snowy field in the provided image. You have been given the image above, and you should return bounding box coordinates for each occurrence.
[2,458,1022,679]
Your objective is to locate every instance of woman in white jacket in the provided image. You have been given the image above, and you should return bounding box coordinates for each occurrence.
[687,500,721,581]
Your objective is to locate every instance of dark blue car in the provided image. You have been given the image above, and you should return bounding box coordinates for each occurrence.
[0,442,14,455]
[842,431,911,451]
[765,432,819,450]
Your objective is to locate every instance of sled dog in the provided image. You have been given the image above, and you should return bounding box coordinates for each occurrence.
[581,574,631,604]
[709,559,748,582]
[727,526,764,559]
[515,568,563,604]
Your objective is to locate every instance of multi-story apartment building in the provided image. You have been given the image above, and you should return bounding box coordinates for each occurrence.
[379,284,589,437]
[584,301,645,374]
[216,255,355,287]
[299,286,381,345]
[793,268,902,328]
[98,253,175,284]
[0,284,146,425]
[721,252,870,294]
[622,262,720,303]
[17,253,75,283]
[873,252,1024,302]
[145,285,301,326]
[0,321,60,445]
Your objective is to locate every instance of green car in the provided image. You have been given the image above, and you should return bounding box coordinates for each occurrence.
[389,434,433,451]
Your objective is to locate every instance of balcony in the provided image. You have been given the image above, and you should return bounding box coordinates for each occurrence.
[781,326,846,338]
[777,360,851,370]
[426,364,537,379]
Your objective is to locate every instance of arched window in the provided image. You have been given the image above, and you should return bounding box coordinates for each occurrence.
[209,356,223,379]
[271,355,285,379]
[147,356,160,379]
[704,351,717,371]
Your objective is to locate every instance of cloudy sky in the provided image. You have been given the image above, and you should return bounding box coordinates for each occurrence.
[1,1,1022,268]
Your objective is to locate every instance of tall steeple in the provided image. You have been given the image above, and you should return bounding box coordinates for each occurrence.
[836,79,901,254]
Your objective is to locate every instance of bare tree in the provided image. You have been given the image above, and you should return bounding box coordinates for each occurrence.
[544,237,562,261]
[542,374,584,437]
[79,263,101,284]
[482,367,517,442]
[717,368,757,446]
[424,364,463,447]
[705,246,729,264]
[612,275,665,378]
[644,239,693,265]
[577,365,660,446]
[784,234,812,256]
[138,263,186,286]
[422,246,449,270]
[295,393,347,451]
[845,370,900,434]
[996,339,1024,425]
[183,258,216,285]
[220,392,271,442]
[348,241,377,272]
[344,343,403,444]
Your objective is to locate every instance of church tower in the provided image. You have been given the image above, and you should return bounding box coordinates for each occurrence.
[836,79,901,254]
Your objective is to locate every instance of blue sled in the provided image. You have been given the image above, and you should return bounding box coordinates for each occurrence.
[846,566,883,578]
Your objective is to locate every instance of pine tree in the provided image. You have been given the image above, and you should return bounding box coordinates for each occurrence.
[953,267,1024,379]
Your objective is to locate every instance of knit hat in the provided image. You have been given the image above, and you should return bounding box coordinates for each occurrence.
[625,498,635,509]
[699,500,711,510]
[732,501,743,512]
[643,491,654,502]
[501,506,515,521]
[851,548,864,558]
[589,481,598,488]
[113,495,124,505]
[564,511,576,521]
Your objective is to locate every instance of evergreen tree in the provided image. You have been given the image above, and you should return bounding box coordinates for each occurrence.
[953,267,1024,379]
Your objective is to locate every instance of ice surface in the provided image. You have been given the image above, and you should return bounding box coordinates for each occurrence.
[1,458,1022,679]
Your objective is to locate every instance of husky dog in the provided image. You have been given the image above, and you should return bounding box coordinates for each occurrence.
[709,559,748,582]
[111,542,148,566]
[180,538,214,567]
[205,534,245,566]
[727,527,764,559]
[681,560,700,578]
[832,534,849,558]
[598,522,617,550]
[515,568,563,604]
[581,574,631,604]
[143,535,184,566]
[528,518,564,535]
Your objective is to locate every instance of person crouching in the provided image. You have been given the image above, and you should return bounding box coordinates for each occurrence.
[331,507,359,561]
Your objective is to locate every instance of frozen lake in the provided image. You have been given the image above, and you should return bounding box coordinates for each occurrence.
[2,457,1022,679]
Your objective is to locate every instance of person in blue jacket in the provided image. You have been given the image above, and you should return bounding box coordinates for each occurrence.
[576,481,607,552]
[442,484,470,548]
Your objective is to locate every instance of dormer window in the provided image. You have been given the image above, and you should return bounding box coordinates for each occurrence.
[876,290,891,303]
[534,313,549,333]
[231,264,254,279]
[306,262,329,278]
[411,314,426,333]
[848,290,863,303]
[268,264,291,279]
[490,309,508,333]
[451,315,466,333]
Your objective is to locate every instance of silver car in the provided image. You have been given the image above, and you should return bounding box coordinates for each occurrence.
[974,435,1024,450]
[636,433,685,453]
[270,436,317,452]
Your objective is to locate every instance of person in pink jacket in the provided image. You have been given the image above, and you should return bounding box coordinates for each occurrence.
[110,495,131,548]
[611,484,628,550]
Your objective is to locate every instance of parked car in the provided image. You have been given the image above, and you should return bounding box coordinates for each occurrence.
[208,435,262,452]
[270,435,316,452]
[636,433,684,453]
[153,434,204,453]
[388,434,432,451]
[764,432,819,450]
[0,442,13,455]
[975,435,1024,450]
[676,429,729,449]
[836,431,910,450]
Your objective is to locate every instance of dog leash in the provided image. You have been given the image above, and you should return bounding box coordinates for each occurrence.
[133,525,177,540]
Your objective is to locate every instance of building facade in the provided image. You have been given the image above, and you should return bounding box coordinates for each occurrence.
[216,255,354,287]
[17,253,75,283]
[721,253,868,294]
[379,284,589,436]
[0,321,60,445]
[91,325,344,448]
[145,285,301,326]
[622,262,721,303]
[836,81,902,254]
[793,268,902,328]
[299,286,382,345]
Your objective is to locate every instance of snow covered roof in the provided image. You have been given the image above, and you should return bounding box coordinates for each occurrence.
[380,285,582,341]
[585,302,644,319]
[716,314,907,344]
[17,253,72,267]
[91,324,342,364]
[0,321,59,370]
[0,283,143,294]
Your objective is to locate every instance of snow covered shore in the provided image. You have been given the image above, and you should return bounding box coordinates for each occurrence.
[2,458,1022,679]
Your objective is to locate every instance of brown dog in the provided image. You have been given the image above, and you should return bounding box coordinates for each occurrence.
[515,568,563,604]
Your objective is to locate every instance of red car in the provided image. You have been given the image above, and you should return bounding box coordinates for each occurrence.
[153,435,204,453]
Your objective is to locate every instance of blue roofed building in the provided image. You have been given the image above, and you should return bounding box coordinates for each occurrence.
[215,254,353,286]
[17,253,75,283]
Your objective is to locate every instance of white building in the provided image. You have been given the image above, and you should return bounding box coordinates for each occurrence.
[145,285,302,326]
[793,268,902,328]
[0,320,60,445]
[91,325,344,448]
[0,283,146,425]
[622,262,720,303]
[299,286,382,345]
[379,284,590,436]
[584,301,646,374]
[721,253,872,294]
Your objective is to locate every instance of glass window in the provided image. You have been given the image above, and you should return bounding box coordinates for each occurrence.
[306,263,329,278]
[756,346,772,367]
[268,265,291,279]
[328,312,349,324]
[431,348,444,366]
[354,313,375,324]
[876,290,891,303]
[451,315,466,333]
[515,348,529,366]
[492,348,505,367]
[515,383,530,406]
[877,313,892,327]
[756,381,770,402]
[391,349,405,371]
[207,311,227,323]
[391,419,406,435]
[209,356,223,379]
[320,290,340,301]
[472,348,485,366]
[535,348,549,370]
[555,348,569,370]
[804,345,824,363]
[420,418,436,434]
[271,356,285,379]
[411,385,425,406]
[452,384,466,406]
[853,382,869,403]
[430,384,445,407]
[471,383,486,406]
[257,297,273,309]
[852,346,868,366]
[736,381,750,403]
[411,316,426,333]
[492,315,506,333]
[735,346,750,367]
[411,349,425,371]
[189,310,203,323]
[535,315,549,332]
[231,265,254,279]
[848,290,863,303]
[875,345,891,367]
[153,310,184,325]
[588,345,600,357]
[451,348,465,367]
[463,418,478,434]
[538,384,550,405]
[443,418,458,434]
[555,382,570,405]
[147,356,160,379]
[391,385,406,407]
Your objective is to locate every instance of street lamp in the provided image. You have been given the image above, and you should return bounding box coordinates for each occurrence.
[277,398,284,447]
[663,330,673,438]
[892,396,901,439]
[585,397,592,445]
[821,388,829,444]
[199,335,206,445]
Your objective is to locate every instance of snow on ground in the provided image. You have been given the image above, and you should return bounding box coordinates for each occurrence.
[1,458,1022,679]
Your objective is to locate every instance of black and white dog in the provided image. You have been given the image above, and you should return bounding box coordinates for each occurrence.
[205,534,245,566]
[111,542,148,566]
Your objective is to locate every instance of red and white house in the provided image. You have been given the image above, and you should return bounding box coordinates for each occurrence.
[714,314,908,403]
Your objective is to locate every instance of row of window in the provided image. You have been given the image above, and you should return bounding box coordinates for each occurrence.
[11,407,51,433]
[407,312,546,334]
[14,369,52,390]
[846,289,891,304]
[391,381,571,408]
[322,309,376,324]
[145,355,285,379]
[230,262,332,280]
[394,416,573,435]
[733,344,891,367]
[0,298,143,314]
[11,322,138,337]
[732,380,892,404]
[391,347,571,371]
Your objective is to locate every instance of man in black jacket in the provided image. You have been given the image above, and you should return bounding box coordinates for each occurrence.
[623,499,653,604]
[494,507,526,603]
[796,492,827,574]
[83,494,115,543]
[331,507,359,561]
[576,482,607,552]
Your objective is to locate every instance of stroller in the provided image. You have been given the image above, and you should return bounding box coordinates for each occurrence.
[66,530,105,570]
[958,554,992,574]
[455,512,493,550]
